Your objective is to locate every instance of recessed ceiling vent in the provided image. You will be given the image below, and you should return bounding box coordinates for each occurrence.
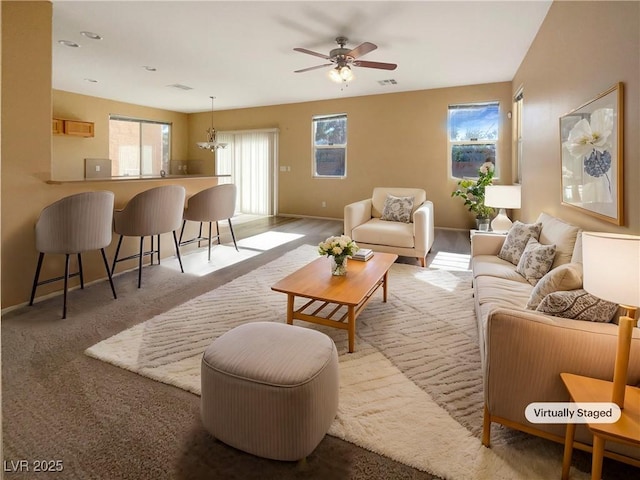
[378,79,398,86]
[167,84,193,91]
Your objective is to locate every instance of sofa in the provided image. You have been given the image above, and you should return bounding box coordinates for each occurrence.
[472,212,640,465]
[344,187,434,267]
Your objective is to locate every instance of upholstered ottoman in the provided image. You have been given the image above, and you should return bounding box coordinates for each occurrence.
[201,321,339,461]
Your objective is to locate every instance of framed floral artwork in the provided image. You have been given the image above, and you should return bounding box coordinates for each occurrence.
[560,83,624,225]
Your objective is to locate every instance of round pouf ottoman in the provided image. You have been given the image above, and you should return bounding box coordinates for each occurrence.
[201,321,339,461]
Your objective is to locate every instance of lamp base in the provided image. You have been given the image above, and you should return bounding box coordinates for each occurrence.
[490,208,512,232]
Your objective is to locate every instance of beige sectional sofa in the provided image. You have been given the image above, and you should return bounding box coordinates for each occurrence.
[472,213,640,465]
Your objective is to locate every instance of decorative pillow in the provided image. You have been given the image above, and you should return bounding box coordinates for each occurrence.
[380,194,414,223]
[498,221,543,265]
[536,289,619,322]
[525,262,583,309]
[515,238,556,285]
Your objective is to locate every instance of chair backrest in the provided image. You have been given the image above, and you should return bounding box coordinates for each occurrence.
[184,184,237,223]
[113,185,186,237]
[35,191,115,254]
[371,187,427,219]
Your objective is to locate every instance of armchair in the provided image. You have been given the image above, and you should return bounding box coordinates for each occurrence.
[344,187,434,267]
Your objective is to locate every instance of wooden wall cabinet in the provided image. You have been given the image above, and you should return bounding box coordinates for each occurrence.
[52,118,94,137]
[52,118,64,135]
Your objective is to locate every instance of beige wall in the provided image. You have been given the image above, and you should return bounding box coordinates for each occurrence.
[53,90,189,180]
[188,83,513,224]
[513,1,639,234]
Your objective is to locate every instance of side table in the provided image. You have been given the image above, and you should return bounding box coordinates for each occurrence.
[469,229,508,240]
[560,372,640,480]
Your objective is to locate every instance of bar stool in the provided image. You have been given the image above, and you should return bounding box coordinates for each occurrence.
[111,185,186,288]
[29,191,117,319]
[179,184,238,261]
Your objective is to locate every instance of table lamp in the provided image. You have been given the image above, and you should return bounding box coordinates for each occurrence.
[582,231,640,408]
[484,185,521,232]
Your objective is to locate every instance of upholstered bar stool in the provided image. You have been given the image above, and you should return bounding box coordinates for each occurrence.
[179,183,238,261]
[111,185,186,288]
[29,191,117,319]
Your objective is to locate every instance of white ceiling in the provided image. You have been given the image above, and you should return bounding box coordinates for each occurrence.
[52,1,552,114]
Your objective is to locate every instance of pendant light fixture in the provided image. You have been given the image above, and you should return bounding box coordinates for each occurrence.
[197,96,227,151]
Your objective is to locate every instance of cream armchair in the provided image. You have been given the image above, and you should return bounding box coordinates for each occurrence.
[344,187,434,267]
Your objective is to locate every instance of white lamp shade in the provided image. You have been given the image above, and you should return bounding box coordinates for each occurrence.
[582,232,640,307]
[484,185,522,209]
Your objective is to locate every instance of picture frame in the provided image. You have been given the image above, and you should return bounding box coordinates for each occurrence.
[559,83,624,225]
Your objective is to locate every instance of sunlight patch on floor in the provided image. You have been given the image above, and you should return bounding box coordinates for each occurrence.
[165,244,260,276]
[428,251,471,272]
[236,231,305,251]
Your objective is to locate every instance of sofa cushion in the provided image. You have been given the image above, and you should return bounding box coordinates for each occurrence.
[472,255,530,284]
[474,275,533,309]
[380,194,414,223]
[351,218,414,248]
[515,238,557,285]
[536,289,619,322]
[498,221,542,265]
[371,188,426,218]
[525,262,583,309]
[536,213,581,269]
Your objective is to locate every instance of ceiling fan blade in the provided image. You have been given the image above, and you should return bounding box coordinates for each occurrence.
[294,63,332,73]
[293,47,330,60]
[347,42,377,59]
[353,60,397,70]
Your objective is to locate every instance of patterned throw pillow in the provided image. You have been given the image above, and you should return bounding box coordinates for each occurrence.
[515,238,556,285]
[536,289,619,322]
[498,221,543,265]
[380,194,414,223]
[525,262,583,309]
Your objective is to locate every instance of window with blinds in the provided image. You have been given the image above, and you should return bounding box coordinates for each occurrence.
[448,102,499,179]
[312,114,347,178]
[108,116,171,177]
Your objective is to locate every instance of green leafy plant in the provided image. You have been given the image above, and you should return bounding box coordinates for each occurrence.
[451,161,496,218]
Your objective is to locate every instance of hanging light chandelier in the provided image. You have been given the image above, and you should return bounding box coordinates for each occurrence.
[197,96,227,151]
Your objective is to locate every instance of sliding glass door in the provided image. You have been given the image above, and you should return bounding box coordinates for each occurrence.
[216,129,278,215]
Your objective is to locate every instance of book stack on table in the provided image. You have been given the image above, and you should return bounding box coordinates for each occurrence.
[352,248,374,261]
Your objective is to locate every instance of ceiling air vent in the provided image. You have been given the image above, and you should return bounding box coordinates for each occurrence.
[378,79,397,86]
[167,84,193,91]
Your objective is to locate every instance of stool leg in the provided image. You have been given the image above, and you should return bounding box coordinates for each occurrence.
[179,219,187,245]
[216,221,221,245]
[138,236,144,288]
[111,235,123,274]
[77,253,84,289]
[156,234,161,265]
[150,235,155,265]
[101,248,117,299]
[29,252,45,306]
[208,222,212,261]
[62,254,70,319]
[198,222,203,248]
[173,231,184,273]
[228,219,238,252]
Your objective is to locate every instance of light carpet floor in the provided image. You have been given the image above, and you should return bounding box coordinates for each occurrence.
[86,245,588,480]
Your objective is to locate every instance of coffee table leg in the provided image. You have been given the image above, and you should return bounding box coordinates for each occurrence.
[286,294,294,325]
[383,271,389,302]
[348,306,355,353]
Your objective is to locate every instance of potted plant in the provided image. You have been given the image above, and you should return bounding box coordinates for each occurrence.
[451,161,495,230]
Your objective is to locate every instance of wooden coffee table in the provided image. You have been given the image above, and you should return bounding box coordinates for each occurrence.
[271,253,397,353]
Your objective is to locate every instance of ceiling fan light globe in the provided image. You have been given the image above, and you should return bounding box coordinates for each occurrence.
[340,66,353,81]
[328,68,342,83]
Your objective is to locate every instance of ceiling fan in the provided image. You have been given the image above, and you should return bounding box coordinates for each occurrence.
[294,36,397,83]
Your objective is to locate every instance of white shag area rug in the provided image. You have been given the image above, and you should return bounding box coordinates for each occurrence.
[86,245,587,480]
